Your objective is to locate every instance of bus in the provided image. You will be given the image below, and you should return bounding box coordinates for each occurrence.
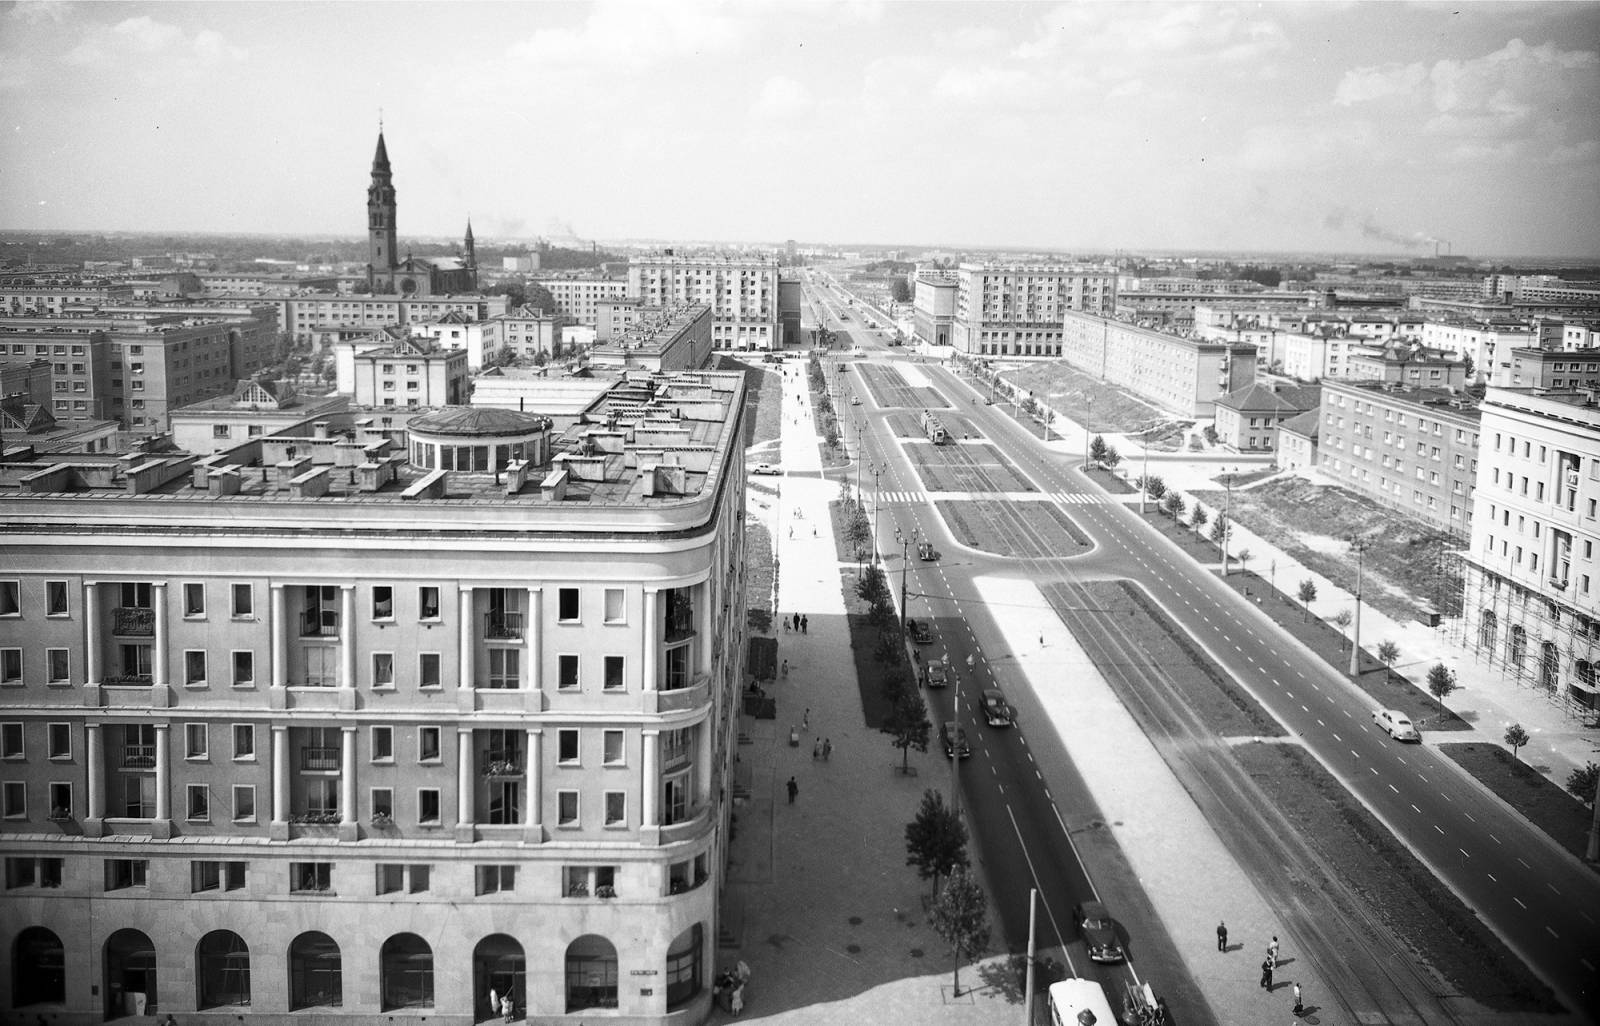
[1048,978,1117,1026]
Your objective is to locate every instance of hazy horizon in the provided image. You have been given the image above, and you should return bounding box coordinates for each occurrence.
[3,1,1597,259]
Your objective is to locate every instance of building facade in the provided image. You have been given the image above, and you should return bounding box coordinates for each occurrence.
[1212,383,1319,453]
[537,277,628,328]
[0,370,748,1024]
[588,305,714,373]
[1059,312,1256,419]
[627,256,780,351]
[952,262,1116,357]
[1459,388,1600,713]
[1500,347,1600,390]
[912,271,958,348]
[350,336,468,408]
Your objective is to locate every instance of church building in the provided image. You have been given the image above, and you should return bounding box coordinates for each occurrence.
[365,131,479,297]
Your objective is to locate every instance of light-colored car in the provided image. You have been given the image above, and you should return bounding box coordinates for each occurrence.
[1373,708,1420,741]
[850,395,862,405]
[751,463,781,476]
[981,689,1013,727]
[925,661,949,688]
[940,721,971,759]
[917,540,939,561]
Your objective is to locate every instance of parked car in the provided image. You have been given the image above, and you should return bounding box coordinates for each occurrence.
[751,463,781,476]
[981,688,1013,727]
[1072,900,1125,963]
[1372,708,1420,741]
[906,618,933,644]
[917,540,939,561]
[940,721,971,759]
[851,395,862,405]
[925,661,949,688]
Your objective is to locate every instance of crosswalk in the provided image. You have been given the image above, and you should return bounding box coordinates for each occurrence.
[869,490,1109,506]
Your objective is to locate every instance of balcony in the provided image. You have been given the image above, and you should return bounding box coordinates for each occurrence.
[484,611,524,640]
[482,750,523,776]
[300,747,340,771]
[300,610,339,637]
[112,607,155,636]
[121,744,156,768]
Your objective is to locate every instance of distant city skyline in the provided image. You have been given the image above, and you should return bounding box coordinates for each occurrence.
[2,1,1597,258]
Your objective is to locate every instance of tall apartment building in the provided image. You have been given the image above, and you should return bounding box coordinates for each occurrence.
[1459,388,1599,713]
[1059,312,1256,418]
[491,306,564,362]
[628,256,780,351]
[1419,319,1534,383]
[912,271,958,348]
[0,369,748,1024]
[1315,379,1481,535]
[537,276,628,327]
[952,262,1116,357]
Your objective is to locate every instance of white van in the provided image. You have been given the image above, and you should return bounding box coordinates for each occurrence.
[1048,978,1117,1026]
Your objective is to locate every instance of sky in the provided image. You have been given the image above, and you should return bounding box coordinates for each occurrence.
[2,1,1598,258]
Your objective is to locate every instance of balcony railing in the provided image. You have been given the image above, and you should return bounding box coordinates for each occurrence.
[300,747,340,771]
[482,749,523,776]
[300,611,339,637]
[112,607,155,636]
[104,673,154,687]
[121,744,156,768]
[483,611,523,640]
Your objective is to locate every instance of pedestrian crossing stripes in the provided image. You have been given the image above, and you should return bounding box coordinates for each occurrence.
[868,490,1110,505]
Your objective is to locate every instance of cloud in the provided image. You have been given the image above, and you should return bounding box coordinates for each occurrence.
[7,0,71,25]
[752,75,812,120]
[507,0,749,71]
[1333,62,1427,106]
[1014,3,1286,66]
[65,15,245,66]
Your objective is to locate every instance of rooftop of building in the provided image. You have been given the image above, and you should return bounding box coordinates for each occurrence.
[958,261,1115,273]
[1215,382,1321,414]
[1279,408,1321,438]
[1321,378,1483,419]
[592,305,709,357]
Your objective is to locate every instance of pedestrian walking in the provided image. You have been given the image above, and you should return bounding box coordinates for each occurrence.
[501,993,513,1021]
[812,738,822,760]
[793,612,802,632]
[802,708,810,730]
[801,615,808,634]
[1259,958,1273,990]
[786,777,798,804]
[1216,921,1228,951]
[1267,935,1280,966]
[488,988,498,1019]
[1292,982,1304,1017]
[781,659,789,678]
[782,614,789,633]
[823,738,832,761]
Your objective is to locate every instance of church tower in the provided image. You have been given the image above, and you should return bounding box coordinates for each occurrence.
[366,131,398,292]
[463,219,478,288]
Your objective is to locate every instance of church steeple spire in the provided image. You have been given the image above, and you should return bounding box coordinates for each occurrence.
[366,128,399,292]
[464,218,477,273]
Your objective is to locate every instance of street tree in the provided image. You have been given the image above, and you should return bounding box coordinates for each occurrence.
[930,866,991,999]
[904,788,966,889]
[1236,548,1252,572]
[1376,641,1400,680]
[1503,723,1530,763]
[1297,579,1318,621]
[1190,505,1209,535]
[1566,761,1598,807]
[1089,435,1109,465]
[1332,609,1353,647]
[1101,443,1122,469]
[883,687,932,773]
[1162,492,1185,520]
[1142,475,1167,500]
[1426,663,1457,722]
[1210,512,1230,546]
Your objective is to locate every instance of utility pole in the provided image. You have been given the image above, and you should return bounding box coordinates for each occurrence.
[872,466,881,566]
[1220,468,1235,575]
[1349,540,1366,677]
[1023,888,1039,1026]
[897,529,914,636]
[1139,431,1151,514]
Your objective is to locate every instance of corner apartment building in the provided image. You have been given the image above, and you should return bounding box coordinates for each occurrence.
[350,336,468,407]
[1059,312,1256,419]
[952,262,1116,357]
[1459,388,1599,713]
[912,270,958,348]
[627,256,780,351]
[0,369,748,1024]
[536,276,628,328]
[1315,379,1481,535]
[492,306,564,362]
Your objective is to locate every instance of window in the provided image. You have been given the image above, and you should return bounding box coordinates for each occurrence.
[45,580,68,617]
[418,727,441,763]
[604,588,625,623]
[419,652,441,689]
[1,720,23,761]
[557,790,579,827]
[486,648,518,689]
[603,730,624,765]
[106,858,148,890]
[0,581,18,616]
[43,648,68,684]
[558,654,579,690]
[418,586,440,621]
[371,787,394,820]
[372,586,394,620]
[1,649,19,684]
[417,789,441,825]
[2,780,25,818]
[476,864,516,895]
[47,723,71,760]
[558,729,579,765]
[558,587,580,622]
[233,785,256,823]
[371,726,394,762]
[372,653,394,688]
[230,724,255,761]
[187,785,211,821]
[232,651,255,687]
[6,856,63,889]
[184,650,207,686]
[291,862,332,893]
[192,860,246,892]
[604,791,626,827]
[377,863,430,894]
[231,583,253,618]
[185,723,209,760]
[48,782,71,819]
[603,655,625,691]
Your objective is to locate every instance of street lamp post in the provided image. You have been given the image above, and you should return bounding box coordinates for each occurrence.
[872,466,881,565]
[1139,432,1151,515]
[1349,540,1366,677]
[1220,467,1235,575]
[895,527,916,636]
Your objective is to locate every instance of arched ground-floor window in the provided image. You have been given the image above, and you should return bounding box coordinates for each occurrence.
[289,931,342,1010]
[381,933,434,1011]
[104,928,157,1020]
[665,923,704,1011]
[196,929,250,1008]
[565,934,618,1012]
[13,926,65,1006]
[474,934,525,1022]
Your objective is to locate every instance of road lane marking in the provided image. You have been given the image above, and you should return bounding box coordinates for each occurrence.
[1410,804,1422,814]
[1513,897,1527,910]
[1490,833,1501,845]
[1487,873,1497,883]
[1389,785,1399,793]
[1458,848,1469,859]
[1517,857,1530,869]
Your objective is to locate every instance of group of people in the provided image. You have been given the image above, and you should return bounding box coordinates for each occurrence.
[484,988,516,1022]
[1220,923,1305,1016]
[780,611,809,633]
[811,737,833,760]
[715,960,751,1014]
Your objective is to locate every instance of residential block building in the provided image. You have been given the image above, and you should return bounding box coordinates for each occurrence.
[1419,319,1535,384]
[350,336,468,408]
[627,255,780,351]
[912,270,958,348]
[1059,312,1256,419]
[1500,347,1600,390]
[1212,383,1319,453]
[537,276,628,328]
[588,305,714,373]
[1460,388,1599,713]
[952,262,1116,357]
[0,369,748,1024]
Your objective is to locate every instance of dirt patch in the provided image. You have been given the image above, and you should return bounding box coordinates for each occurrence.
[1236,742,1562,1012]
[937,500,1091,559]
[997,362,1190,443]
[1437,743,1600,872]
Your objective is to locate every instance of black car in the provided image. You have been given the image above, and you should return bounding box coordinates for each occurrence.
[906,618,933,644]
[1073,900,1125,963]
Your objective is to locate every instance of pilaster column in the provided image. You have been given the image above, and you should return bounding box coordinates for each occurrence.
[456,728,475,842]
[696,719,712,807]
[339,586,356,688]
[525,728,542,835]
[153,723,170,821]
[697,580,712,677]
[271,726,289,825]
[458,587,475,689]
[526,587,540,689]
[642,729,660,828]
[86,724,104,819]
[270,584,287,688]
[84,583,101,685]
[151,582,168,688]
[642,588,659,692]
[340,728,357,825]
